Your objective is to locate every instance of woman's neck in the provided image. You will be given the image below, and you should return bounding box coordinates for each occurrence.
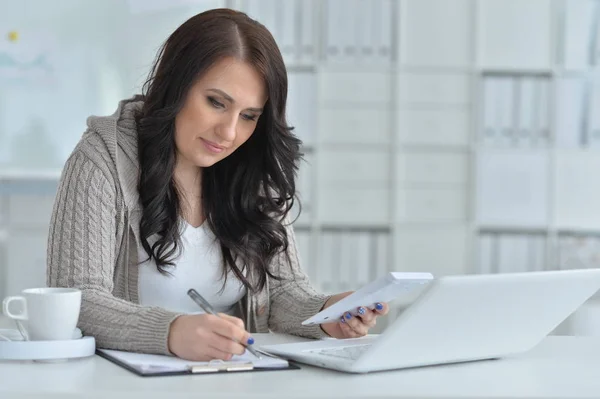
[174,159,202,198]
[173,159,205,227]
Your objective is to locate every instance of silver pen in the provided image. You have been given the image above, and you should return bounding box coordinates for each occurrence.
[187,288,262,359]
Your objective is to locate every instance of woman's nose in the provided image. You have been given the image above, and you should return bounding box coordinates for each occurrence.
[216,116,237,142]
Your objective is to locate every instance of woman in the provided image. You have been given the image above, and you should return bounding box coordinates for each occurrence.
[46,8,388,361]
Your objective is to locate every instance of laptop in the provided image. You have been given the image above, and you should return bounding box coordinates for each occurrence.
[261,269,600,373]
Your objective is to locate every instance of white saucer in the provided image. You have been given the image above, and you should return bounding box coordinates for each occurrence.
[0,329,95,361]
[0,328,82,342]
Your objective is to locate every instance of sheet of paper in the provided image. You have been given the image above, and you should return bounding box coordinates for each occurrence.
[98,347,288,372]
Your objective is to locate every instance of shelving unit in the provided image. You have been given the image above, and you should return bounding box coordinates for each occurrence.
[231,0,475,305]
[236,0,600,296]
[469,0,600,335]
[229,0,399,303]
[472,0,600,281]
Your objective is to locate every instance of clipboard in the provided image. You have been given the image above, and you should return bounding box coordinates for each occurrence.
[96,348,300,377]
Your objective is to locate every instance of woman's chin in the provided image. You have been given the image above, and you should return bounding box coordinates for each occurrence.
[193,155,223,168]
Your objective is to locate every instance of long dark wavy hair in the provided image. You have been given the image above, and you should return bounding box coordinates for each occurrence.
[135,8,302,293]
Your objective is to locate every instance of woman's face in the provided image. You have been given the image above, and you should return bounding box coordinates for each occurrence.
[174,57,268,169]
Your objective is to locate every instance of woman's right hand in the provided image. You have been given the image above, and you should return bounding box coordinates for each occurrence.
[167,313,254,361]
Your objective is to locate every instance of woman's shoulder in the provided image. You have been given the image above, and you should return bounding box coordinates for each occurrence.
[68,129,118,175]
[66,97,144,182]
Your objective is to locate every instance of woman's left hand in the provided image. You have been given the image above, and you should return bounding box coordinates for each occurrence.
[319,291,389,339]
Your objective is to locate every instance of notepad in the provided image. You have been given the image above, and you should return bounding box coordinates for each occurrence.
[97,347,291,376]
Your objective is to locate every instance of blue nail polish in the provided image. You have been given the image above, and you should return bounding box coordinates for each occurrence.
[357,307,366,315]
[375,303,383,311]
[345,312,352,319]
[340,316,346,323]
[247,337,255,345]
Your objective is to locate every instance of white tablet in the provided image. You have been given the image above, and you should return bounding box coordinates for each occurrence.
[302,272,434,325]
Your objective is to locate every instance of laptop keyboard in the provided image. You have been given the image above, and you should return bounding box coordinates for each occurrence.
[306,344,372,360]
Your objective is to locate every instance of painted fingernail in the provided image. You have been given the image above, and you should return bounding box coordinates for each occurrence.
[357,307,366,315]
[345,312,352,319]
[340,316,346,323]
[247,337,255,345]
[375,303,383,311]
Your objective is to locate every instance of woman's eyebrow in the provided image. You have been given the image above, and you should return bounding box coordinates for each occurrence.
[207,88,263,112]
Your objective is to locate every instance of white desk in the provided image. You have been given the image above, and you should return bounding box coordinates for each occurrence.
[1,333,600,399]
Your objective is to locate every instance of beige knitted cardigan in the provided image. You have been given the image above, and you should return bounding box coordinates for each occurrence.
[46,97,329,355]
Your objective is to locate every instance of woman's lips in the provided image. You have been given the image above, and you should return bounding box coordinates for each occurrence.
[201,138,226,153]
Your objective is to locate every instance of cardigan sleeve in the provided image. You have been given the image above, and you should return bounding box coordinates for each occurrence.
[267,216,331,338]
[46,149,181,355]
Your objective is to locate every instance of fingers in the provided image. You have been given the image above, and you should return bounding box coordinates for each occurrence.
[374,302,389,315]
[208,332,247,358]
[356,307,377,327]
[218,312,246,330]
[204,344,236,361]
[337,302,391,338]
[339,316,363,338]
[169,313,256,362]
[209,314,253,346]
[340,312,369,337]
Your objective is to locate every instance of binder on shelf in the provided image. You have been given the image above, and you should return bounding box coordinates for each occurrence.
[294,230,313,281]
[563,0,594,69]
[373,0,393,64]
[481,76,516,148]
[277,0,298,64]
[588,0,599,68]
[557,234,600,270]
[497,235,529,274]
[517,78,536,148]
[257,0,277,42]
[563,0,600,69]
[589,0,600,66]
[317,232,337,294]
[556,77,585,148]
[325,0,356,64]
[481,76,500,147]
[240,0,260,22]
[510,78,521,148]
[356,0,375,61]
[586,75,600,148]
[238,0,315,66]
[498,77,515,148]
[533,78,551,148]
[481,234,546,274]
[287,72,317,146]
[324,0,341,62]
[338,231,354,291]
[558,235,577,270]
[341,0,359,63]
[528,235,546,272]
[296,154,313,209]
[477,234,495,274]
[375,232,390,277]
[355,232,372,287]
[298,0,316,65]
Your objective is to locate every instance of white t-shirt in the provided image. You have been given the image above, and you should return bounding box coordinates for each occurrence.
[138,220,247,315]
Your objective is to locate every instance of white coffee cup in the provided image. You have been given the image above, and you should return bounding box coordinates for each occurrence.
[2,287,81,341]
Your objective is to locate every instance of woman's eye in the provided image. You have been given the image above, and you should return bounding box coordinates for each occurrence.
[208,97,224,108]
[241,114,257,121]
